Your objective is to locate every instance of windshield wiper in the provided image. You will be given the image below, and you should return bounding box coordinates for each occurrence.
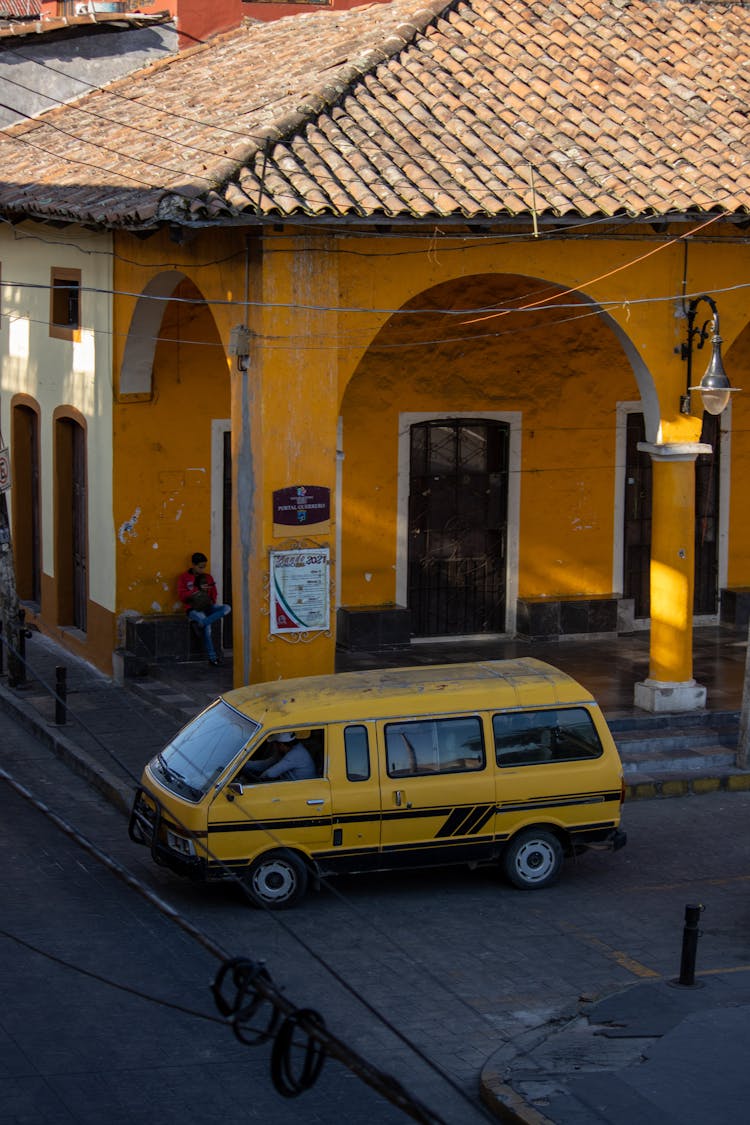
[157,753,185,783]
[157,754,204,799]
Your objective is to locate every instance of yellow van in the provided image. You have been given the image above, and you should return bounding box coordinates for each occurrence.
[129,658,626,908]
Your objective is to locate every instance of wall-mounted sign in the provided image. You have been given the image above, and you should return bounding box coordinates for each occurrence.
[0,447,10,493]
[269,548,330,634]
[273,484,330,536]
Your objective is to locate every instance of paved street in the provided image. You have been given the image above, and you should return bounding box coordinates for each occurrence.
[3,705,750,1124]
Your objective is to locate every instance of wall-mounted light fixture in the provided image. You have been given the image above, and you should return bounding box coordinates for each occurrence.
[228,324,251,372]
[680,294,740,416]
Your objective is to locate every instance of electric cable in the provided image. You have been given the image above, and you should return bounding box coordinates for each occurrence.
[1,49,747,234]
[0,636,498,1123]
[0,762,451,1124]
[2,210,745,270]
[6,269,750,320]
[0,97,216,190]
[0,924,226,1025]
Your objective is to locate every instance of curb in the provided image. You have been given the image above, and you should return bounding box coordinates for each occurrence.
[3,667,750,822]
[478,1012,580,1124]
[0,680,134,816]
[479,1063,555,1124]
[624,770,750,801]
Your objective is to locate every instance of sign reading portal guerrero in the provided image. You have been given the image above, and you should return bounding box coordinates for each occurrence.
[270,548,330,634]
[273,484,330,536]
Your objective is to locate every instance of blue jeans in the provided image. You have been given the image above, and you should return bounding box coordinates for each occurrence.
[188,605,231,660]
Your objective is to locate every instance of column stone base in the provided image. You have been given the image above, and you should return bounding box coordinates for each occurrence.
[634,678,707,713]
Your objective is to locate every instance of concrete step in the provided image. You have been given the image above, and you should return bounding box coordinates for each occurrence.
[607,709,739,735]
[614,725,738,757]
[620,742,738,778]
[609,711,738,770]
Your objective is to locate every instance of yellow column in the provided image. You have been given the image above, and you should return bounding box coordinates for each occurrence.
[231,233,339,688]
[634,442,711,713]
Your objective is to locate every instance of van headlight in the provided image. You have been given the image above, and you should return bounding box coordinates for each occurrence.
[166,830,196,857]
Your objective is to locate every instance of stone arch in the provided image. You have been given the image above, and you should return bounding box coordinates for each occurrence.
[120,270,187,396]
[573,290,660,443]
[338,270,657,627]
[339,271,659,439]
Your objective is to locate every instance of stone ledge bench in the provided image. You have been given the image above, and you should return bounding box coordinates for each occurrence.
[720,588,750,632]
[122,613,223,676]
[336,604,411,651]
[516,595,622,640]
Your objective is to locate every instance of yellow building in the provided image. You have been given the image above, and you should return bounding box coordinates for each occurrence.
[2,0,750,712]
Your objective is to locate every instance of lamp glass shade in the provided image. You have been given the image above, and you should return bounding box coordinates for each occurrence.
[698,335,732,415]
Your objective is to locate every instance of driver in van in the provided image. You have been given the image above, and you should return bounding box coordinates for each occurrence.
[242,732,317,783]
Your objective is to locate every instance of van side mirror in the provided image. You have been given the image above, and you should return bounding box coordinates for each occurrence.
[226,780,244,800]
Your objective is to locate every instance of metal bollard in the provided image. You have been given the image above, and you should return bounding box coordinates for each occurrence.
[676,903,705,987]
[15,607,28,686]
[55,665,68,726]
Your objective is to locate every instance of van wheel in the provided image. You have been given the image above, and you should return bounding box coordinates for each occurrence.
[503,829,563,889]
[246,850,308,909]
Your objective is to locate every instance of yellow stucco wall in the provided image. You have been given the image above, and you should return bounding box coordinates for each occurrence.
[114,277,230,619]
[112,223,750,686]
[340,272,638,607]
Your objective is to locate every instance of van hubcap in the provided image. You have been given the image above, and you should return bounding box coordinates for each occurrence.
[514,840,555,882]
[252,860,296,903]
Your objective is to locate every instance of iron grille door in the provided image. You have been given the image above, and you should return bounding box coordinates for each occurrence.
[623,413,652,618]
[623,412,719,619]
[695,413,720,615]
[408,419,509,636]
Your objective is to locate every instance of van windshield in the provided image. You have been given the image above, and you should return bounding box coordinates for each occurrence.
[151,700,260,801]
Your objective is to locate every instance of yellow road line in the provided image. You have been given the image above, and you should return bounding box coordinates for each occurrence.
[559,920,660,978]
[624,873,750,892]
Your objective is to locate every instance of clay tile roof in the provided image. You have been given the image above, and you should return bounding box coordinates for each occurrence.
[0,0,749,227]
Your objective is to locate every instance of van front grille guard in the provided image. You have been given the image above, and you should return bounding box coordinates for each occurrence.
[128,786,165,865]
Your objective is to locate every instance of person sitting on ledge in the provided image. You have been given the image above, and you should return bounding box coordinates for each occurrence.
[177,551,231,667]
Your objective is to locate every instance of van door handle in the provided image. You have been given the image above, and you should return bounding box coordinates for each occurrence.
[306,798,325,806]
[394,790,403,807]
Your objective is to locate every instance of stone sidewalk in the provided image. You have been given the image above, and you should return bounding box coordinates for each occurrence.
[3,628,750,1124]
[480,969,750,1124]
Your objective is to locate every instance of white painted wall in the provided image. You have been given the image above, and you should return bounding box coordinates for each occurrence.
[0,221,115,612]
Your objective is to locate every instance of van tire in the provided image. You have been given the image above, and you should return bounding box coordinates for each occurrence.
[245,850,308,909]
[502,829,563,890]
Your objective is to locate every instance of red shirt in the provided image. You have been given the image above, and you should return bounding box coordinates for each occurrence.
[177,567,218,611]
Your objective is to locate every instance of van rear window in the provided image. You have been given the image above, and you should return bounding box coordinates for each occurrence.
[385,716,484,777]
[493,708,603,767]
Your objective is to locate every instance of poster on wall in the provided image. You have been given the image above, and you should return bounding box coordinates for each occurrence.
[269,548,330,634]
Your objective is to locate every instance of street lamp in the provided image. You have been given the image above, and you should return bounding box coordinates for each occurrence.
[680,295,740,416]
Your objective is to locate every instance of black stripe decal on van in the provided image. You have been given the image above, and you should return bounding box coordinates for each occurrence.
[436,804,495,838]
[209,816,334,834]
[496,790,620,815]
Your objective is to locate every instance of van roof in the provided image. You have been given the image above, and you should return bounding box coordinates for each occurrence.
[222,658,596,726]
